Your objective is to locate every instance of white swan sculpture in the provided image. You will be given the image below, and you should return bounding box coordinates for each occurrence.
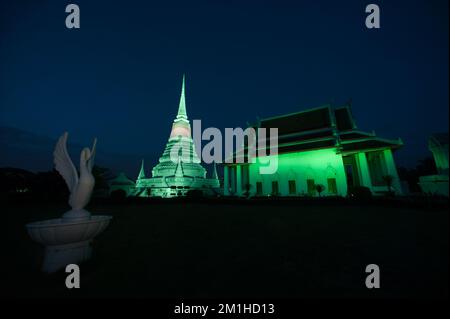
[26,132,112,273]
[54,132,97,220]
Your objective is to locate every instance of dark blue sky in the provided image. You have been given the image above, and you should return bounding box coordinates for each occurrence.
[0,0,448,170]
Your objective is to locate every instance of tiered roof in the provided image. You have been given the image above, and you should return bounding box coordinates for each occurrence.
[228,104,402,163]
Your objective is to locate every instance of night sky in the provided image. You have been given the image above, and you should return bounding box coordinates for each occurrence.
[0,0,448,172]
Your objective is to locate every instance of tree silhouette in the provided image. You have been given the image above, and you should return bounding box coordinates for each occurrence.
[315,184,325,197]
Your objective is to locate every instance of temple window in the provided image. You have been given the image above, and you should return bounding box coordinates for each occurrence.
[307,179,316,196]
[271,181,279,195]
[327,178,337,194]
[288,180,297,195]
[256,182,263,195]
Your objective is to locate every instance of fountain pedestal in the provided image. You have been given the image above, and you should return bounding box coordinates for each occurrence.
[43,241,91,273]
[26,214,112,273]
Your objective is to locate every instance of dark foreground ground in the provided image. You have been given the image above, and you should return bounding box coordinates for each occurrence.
[3,198,449,298]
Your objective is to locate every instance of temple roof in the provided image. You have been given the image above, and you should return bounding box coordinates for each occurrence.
[257,104,355,135]
[334,106,356,131]
[430,133,449,147]
[111,172,135,185]
[226,104,403,163]
[258,105,332,135]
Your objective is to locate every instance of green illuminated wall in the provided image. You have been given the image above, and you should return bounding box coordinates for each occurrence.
[225,146,404,197]
[247,148,347,196]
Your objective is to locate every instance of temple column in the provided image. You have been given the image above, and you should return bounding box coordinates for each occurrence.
[236,165,242,196]
[336,155,348,196]
[383,149,402,194]
[229,166,236,195]
[357,152,373,191]
[223,166,230,196]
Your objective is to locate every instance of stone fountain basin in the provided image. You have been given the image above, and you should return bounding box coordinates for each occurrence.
[26,215,112,246]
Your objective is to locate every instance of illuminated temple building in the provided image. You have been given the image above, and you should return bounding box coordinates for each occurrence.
[223,105,403,197]
[132,76,220,198]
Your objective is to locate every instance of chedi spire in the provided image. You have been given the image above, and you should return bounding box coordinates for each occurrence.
[170,74,191,139]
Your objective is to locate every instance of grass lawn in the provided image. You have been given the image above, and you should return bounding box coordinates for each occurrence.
[3,199,449,298]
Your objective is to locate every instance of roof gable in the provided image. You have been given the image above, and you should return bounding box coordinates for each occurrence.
[334,106,355,131]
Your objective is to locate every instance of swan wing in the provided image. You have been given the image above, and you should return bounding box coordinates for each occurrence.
[53,132,78,192]
[87,138,97,172]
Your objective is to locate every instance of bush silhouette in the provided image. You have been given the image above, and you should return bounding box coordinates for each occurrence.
[111,189,127,201]
[348,186,372,199]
